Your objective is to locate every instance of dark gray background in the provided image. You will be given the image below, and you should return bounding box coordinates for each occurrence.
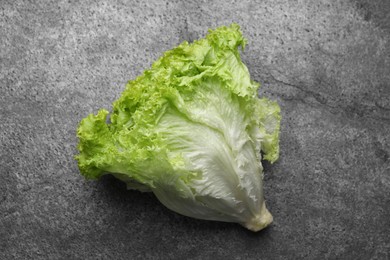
[1,0,389,259]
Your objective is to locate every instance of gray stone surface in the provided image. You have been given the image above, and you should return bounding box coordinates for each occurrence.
[1,0,389,259]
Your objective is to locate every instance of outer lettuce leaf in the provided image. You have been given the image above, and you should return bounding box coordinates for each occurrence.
[76,24,280,231]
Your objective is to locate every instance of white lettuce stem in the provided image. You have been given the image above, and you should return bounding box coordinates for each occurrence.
[241,202,273,232]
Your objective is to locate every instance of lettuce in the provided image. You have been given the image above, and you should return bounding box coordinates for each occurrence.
[76,24,280,231]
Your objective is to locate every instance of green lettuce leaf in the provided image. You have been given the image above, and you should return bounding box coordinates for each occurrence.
[76,24,280,231]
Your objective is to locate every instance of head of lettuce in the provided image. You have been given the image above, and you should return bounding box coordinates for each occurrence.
[76,24,280,231]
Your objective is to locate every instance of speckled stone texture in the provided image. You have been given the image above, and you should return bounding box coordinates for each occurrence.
[1,0,389,259]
